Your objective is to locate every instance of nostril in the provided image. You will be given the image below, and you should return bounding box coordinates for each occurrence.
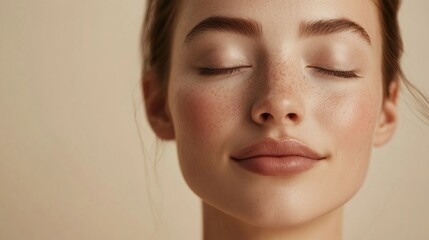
[261,113,271,120]
[287,113,298,121]
[259,112,299,122]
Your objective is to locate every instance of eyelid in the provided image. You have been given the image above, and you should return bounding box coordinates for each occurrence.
[307,66,362,78]
[197,65,252,76]
[196,65,361,78]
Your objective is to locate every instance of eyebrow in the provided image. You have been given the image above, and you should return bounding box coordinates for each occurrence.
[184,16,371,46]
[184,16,262,44]
[299,18,371,45]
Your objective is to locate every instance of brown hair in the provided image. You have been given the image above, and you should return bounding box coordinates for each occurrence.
[141,0,429,121]
[377,0,402,97]
[141,0,181,92]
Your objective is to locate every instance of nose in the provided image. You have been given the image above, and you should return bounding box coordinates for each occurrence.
[251,81,304,126]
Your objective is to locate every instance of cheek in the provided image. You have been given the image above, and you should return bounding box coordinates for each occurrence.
[168,81,242,179]
[319,92,378,142]
[171,85,238,143]
[314,77,381,144]
[315,86,381,185]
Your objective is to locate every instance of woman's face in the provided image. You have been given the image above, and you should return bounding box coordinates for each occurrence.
[160,0,396,228]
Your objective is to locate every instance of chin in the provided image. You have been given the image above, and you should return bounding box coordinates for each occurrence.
[230,199,340,230]
[209,178,362,231]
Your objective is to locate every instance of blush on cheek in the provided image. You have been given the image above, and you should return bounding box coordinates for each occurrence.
[180,94,216,139]
[171,85,236,145]
[317,91,379,151]
[170,85,240,190]
[315,91,378,196]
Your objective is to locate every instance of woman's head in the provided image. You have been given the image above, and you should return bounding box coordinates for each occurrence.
[142,0,399,228]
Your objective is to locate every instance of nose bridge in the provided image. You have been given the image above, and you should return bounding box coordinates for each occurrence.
[251,60,305,126]
[267,60,302,94]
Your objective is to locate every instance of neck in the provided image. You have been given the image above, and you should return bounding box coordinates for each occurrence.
[202,202,343,240]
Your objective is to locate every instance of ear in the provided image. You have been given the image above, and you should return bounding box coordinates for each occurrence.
[373,80,399,147]
[142,71,175,140]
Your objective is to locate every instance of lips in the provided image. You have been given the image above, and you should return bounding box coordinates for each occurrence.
[230,138,326,176]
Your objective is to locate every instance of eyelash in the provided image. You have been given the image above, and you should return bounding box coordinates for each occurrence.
[198,67,248,76]
[197,66,361,79]
[308,66,361,79]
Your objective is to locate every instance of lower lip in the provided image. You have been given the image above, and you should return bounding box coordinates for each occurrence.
[233,156,321,176]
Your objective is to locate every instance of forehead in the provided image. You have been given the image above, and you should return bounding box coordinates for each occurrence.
[178,0,379,24]
[174,0,381,49]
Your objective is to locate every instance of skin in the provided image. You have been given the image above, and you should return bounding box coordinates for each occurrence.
[144,0,399,239]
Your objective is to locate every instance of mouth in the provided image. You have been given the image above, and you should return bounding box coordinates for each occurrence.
[230,138,327,176]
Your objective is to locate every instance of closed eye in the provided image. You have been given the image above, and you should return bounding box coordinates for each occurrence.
[308,66,362,79]
[198,66,251,76]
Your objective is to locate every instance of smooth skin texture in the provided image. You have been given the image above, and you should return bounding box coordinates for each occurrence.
[144,0,399,239]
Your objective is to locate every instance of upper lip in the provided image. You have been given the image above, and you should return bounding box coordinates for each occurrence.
[230,138,326,161]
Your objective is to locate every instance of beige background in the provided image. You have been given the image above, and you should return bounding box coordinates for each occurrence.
[1,0,428,239]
